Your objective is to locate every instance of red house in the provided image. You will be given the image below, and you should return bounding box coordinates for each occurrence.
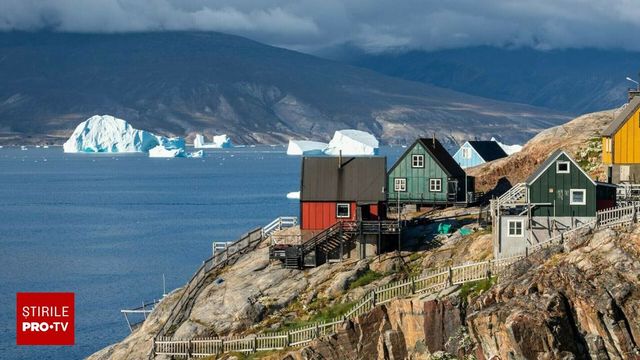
[300,156,387,230]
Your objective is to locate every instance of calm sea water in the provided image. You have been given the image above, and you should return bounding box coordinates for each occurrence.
[0,146,403,360]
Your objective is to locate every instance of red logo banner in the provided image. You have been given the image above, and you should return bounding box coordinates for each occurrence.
[16,292,75,345]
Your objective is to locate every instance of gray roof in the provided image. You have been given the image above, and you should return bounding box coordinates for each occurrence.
[467,141,508,162]
[602,96,640,136]
[301,156,387,202]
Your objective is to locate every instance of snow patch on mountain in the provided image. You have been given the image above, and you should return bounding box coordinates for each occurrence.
[491,137,522,155]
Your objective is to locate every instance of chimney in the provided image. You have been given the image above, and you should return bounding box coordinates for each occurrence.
[432,133,436,147]
[628,72,640,101]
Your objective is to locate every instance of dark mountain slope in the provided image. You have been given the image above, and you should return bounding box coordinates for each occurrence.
[0,32,568,145]
[333,45,640,114]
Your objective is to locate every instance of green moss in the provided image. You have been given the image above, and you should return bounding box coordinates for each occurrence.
[459,277,496,303]
[349,270,384,290]
[275,300,357,332]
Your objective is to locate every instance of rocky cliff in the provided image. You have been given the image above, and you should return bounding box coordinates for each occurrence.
[276,224,640,360]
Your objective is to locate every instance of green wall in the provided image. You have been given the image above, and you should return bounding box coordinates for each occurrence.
[529,153,596,217]
[388,142,450,202]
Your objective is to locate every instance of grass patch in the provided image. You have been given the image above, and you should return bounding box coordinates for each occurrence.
[349,270,383,290]
[459,277,496,303]
[274,300,357,332]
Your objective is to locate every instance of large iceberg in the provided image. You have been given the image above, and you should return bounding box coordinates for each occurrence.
[287,130,379,156]
[324,130,379,156]
[286,140,328,155]
[194,134,233,149]
[491,137,522,155]
[63,115,178,153]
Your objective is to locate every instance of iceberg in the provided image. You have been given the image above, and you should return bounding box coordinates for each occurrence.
[188,150,204,158]
[148,145,186,158]
[491,137,522,155]
[286,191,301,199]
[194,134,233,149]
[286,140,328,155]
[324,130,379,156]
[63,115,176,153]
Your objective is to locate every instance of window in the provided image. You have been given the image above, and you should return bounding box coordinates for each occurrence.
[429,178,442,192]
[604,137,612,152]
[394,178,407,192]
[570,189,586,205]
[556,161,570,174]
[411,154,424,168]
[461,147,471,159]
[336,203,351,218]
[508,220,524,237]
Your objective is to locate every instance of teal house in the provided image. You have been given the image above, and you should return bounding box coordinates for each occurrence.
[387,138,474,205]
[494,150,617,258]
[452,141,507,169]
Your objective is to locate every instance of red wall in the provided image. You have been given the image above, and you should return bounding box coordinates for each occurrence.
[301,202,356,230]
[597,199,616,211]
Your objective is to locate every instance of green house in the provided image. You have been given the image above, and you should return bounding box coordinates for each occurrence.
[387,138,473,204]
[526,150,616,217]
[495,149,616,259]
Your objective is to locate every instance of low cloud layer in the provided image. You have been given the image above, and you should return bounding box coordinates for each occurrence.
[2,0,639,52]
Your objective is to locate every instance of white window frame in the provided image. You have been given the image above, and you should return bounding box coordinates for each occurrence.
[394,178,407,192]
[336,203,351,218]
[429,178,442,192]
[411,154,425,168]
[461,147,472,159]
[570,189,587,205]
[556,161,570,174]
[507,219,524,237]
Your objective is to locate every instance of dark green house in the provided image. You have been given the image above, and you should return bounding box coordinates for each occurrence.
[495,149,616,259]
[527,150,616,217]
[387,138,474,205]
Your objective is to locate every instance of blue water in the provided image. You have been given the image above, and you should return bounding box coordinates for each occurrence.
[0,146,404,359]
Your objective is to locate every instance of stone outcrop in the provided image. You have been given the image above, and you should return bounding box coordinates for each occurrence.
[279,225,640,360]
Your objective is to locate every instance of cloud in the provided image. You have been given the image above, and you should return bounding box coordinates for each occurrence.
[1,0,640,52]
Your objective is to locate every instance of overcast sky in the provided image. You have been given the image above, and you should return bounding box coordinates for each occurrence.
[2,0,639,53]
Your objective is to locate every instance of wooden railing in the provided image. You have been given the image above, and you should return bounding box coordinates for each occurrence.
[152,256,524,358]
[152,203,640,358]
[262,216,298,239]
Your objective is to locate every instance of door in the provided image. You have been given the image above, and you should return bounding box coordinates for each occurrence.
[447,180,458,202]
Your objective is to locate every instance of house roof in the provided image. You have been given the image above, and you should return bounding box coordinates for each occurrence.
[301,156,387,202]
[417,138,466,178]
[602,96,640,136]
[525,149,596,186]
[466,141,508,162]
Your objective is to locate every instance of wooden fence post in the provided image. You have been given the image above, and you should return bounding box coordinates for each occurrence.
[411,278,416,294]
[253,337,257,353]
[187,339,192,359]
[525,247,529,258]
[447,267,453,286]
[286,332,291,347]
[315,323,320,339]
[486,260,491,279]
[219,339,224,355]
[371,290,377,307]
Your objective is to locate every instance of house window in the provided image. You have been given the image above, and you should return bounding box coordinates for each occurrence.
[556,161,570,174]
[570,189,586,205]
[394,178,407,192]
[461,147,471,159]
[508,220,524,237]
[604,137,612,152]
[336,203,351,218]
[411,154,424,168]
[429,178,442,192]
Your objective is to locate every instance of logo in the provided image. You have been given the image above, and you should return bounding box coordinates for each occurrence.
[16,292,75,345]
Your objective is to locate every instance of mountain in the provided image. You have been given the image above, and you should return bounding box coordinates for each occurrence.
[0,32,568,146]
[328,45,640,114]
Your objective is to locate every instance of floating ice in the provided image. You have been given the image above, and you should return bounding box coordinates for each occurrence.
[148,145,185,158]
[324,130,379,156]
[194,134,233,149]
[286,191,301,199]
[188,150,204,158]
[491,137,522,155]
[286,140,328,155]
[63,115,179,153]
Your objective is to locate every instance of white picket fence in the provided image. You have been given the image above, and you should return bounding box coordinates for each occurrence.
[152,203,640,358]
[262,216,298,239]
